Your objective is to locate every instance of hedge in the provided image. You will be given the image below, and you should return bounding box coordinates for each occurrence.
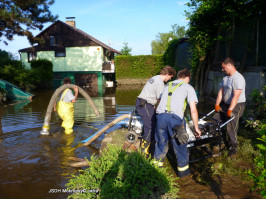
[115,55,164,79]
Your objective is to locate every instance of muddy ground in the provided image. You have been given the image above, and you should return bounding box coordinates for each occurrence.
[177,169,262,199]
[100,128,262,199]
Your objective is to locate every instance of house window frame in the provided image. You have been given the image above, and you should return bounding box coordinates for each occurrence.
[55,50,66,57]
[50,35,59,46]
[28,52,37,62]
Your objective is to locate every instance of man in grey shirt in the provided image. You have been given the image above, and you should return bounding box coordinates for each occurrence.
[214,57,246,157]
[154,69,201,177]
[136,66,176,155]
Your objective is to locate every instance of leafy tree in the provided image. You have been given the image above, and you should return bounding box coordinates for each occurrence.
[151,24,186,55]
[120,42,132,55]
[185,0,266,97]
[0,0,58,45]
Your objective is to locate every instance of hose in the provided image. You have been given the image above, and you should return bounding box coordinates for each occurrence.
[40,84,100,135]
[83,113,130,146]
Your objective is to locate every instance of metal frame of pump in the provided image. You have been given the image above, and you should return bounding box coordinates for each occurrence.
[124,109,235,162]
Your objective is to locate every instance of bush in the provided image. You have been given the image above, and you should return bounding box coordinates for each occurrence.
[115,55,164,79]
[244,88,266,197]
[0,50,53,91]
[30,59,53,83]
[66,144,179,199]
[247,123,266,198]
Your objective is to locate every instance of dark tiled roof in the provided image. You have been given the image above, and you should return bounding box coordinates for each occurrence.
[19,20,121,54]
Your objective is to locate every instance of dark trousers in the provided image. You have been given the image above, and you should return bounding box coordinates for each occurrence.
[154,113,189,177]
[213,102,245,148]
[135,98,156,142]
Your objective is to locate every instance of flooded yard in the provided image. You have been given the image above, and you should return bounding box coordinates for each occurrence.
[0,86,262,199]
[0,87,137,199]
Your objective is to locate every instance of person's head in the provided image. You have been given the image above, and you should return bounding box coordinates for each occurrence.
[221,57,236,75]
[160,65,176,82]
[177,68,191,83]
[63,77,71,84]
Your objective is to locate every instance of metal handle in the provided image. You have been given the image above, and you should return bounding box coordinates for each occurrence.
[220,116,235,128]
[200,109,215,120]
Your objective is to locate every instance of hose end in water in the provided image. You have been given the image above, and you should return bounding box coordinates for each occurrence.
[40,123,50,135]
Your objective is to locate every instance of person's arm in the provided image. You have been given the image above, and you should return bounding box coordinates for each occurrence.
[215,88,223,105]
[227,89,242,116]
[189,101,201,137]
[215,88,223,112]
[71,85,79,103]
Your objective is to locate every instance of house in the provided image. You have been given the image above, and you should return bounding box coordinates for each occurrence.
[18,19,121,89]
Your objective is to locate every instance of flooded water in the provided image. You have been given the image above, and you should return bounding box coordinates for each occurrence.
[0,86,140,199]
[0,85,220,199]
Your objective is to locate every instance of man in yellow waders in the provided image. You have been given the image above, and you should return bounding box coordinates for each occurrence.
[54,77,78,134]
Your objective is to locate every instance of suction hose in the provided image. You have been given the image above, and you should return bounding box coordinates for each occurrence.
[40,84,100,135]
[83,113,130,146]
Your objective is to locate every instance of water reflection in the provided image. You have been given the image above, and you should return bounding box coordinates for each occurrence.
[0,85,141,199]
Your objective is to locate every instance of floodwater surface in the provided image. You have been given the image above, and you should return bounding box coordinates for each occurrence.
[0,86,260,199]
[0,86,139,199]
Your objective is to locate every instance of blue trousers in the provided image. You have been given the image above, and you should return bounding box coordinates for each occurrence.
[135,98,156,142]
[154,113,190,177]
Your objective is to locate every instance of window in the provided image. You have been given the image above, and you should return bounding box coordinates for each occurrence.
[50,35,58,46]
[28,52,37,62]
[55,51,66,57]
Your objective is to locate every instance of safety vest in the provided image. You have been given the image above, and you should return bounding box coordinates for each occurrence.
[166,81,187,113]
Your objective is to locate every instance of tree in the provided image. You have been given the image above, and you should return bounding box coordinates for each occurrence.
[120,42,132,55]
[151,24,186,55]
[0,0,58,45]
[186,0,266,98]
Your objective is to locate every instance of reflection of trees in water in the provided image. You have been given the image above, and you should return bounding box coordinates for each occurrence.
[116,87,142,105]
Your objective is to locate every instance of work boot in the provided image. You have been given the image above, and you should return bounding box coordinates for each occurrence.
[228,145,238,158]
[140,139,151,156]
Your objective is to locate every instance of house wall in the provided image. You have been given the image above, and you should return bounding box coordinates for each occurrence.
[37,46,103,71]
[20,53,31,69]
[20,46,104,71]
[205,70,266,99]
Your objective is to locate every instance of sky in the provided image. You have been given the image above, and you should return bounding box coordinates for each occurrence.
[1,0,190,58]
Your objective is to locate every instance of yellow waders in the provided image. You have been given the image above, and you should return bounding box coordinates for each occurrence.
[56,89,74,134]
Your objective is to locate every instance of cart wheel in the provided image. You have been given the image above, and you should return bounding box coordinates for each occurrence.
[125,131,138,143]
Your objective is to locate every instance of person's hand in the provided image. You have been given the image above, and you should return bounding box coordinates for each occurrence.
[54,107,57,112]
[227,110,234,117]
[215,104,222,112]
[194,127,201,138]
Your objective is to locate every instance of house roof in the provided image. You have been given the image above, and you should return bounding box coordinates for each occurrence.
[19,20,121,54]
